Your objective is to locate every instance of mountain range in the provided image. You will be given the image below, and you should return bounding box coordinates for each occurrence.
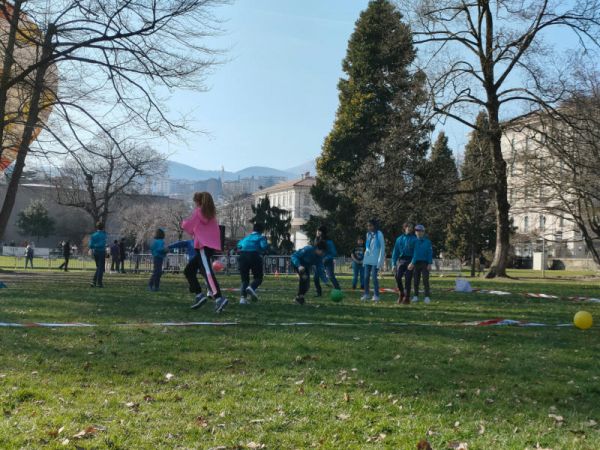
[167,159,317,181]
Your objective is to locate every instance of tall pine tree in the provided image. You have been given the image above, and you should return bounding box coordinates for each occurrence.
[418,132,459,254]
[313,0,430,248]
[445,113,496,274]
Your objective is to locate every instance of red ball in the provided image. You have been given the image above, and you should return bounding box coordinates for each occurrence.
[212,260,225,272]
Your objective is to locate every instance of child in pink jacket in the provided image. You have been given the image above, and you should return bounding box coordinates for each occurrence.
[182,192,228,313]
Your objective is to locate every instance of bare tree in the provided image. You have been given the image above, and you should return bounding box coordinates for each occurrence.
[220,193,253,241]
[51,135,165,226]
[511,75,600,264]
[120,200,190,249]
[0,0,226,239]
[401,0,600,276]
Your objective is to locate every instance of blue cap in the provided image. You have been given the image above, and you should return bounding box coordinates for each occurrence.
[415,224,425,231]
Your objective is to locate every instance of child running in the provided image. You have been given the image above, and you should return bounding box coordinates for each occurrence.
[89,222,107,288]
[291,240,328,305]
[182,192,228,313]
[408,224,433,304]
[313,226,341,296]
[362,219,385,302]
[148,228,167,292]
[391,223,417,304]
[237,223,269,305]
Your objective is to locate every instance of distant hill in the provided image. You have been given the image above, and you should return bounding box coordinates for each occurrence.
[285,159,317,177]
[167,161,309,181]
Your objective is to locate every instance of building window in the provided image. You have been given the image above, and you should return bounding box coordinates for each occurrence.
[524,216,529,233]
[539,215,545,230]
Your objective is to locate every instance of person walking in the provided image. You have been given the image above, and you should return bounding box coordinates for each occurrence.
[119,238,127,273]
[58,240,71,271]
[89,223,107,288]
[148,228,167,291]
[313,226,341,297]
[351,237,365,290]
[24,242,34,269]
[237,223,269,305]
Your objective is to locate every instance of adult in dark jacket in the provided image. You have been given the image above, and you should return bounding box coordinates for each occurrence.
[118,238,127,273]
[110,240,120,273]
[58,241,71,271]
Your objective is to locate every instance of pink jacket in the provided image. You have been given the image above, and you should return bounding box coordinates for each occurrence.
[181,208,221,250]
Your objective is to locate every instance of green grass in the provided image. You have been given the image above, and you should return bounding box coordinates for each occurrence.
[0,271,599,449]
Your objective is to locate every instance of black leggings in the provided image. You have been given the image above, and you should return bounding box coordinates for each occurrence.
[395,259,413,297]
[184,248,222,298]
[239,252,264,297]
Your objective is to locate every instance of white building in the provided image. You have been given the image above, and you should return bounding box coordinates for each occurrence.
[252,173,320,249]
[502,115,597,262]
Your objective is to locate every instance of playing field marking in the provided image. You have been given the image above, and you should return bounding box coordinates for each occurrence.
[0,320,576,328]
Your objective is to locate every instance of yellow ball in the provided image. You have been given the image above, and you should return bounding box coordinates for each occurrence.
[574,311,593,330]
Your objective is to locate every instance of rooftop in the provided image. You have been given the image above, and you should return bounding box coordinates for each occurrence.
[253,174,316,196]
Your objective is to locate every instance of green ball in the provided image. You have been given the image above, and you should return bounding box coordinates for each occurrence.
[330,289,344,303]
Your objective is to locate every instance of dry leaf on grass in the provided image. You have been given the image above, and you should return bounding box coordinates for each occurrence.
[72,426,104,439]
[195,416,209,428]
[417,439,433,449]
[448,442,468,450]
[165,373,174,381]
[336,413,351,421]
[344,392,350,402]
[246,443,265,449]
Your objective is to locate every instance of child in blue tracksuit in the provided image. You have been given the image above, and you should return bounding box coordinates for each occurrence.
[362,219,386,302]
[313,226,341,296]
[408,224,433,304]
[89,222,107,288]
[391,223,417,304]
[291,240,328,305]
[237,223,269,305]
[149,228,167,291]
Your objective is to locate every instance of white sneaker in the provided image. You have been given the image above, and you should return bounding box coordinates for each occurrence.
[360,295,369,301]
[246,286,259,302]
[239,297,249,305]
[372,296,380,302]
[424,297,431,304]
[412,296,419,303]
[215,297,228,313]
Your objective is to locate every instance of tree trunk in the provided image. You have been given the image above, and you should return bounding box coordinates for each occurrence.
[484,92,511,278]
[470,241,476,277]
[0,26,55,240]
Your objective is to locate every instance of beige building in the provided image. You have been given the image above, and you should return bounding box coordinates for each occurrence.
[252,173,320,249]
[502,115,597,261]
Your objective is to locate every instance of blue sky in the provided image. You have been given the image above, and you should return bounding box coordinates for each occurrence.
[164,0,379,172]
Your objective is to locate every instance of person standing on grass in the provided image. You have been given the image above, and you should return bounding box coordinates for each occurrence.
[182,192,228,313]
[237,223,269,305]
[313,226,341,297]
[109,240,120,273]
[148,228,167,291]
[119,238,127,273]
[362,219,386,302]
[89,223,107,288]
[58,240,71,272]
[290,240,328,305]
[408,224,433,304]
[351,236,365,290]
[391,223,417,305]
[24,242,34,269]
[132,245,141,273]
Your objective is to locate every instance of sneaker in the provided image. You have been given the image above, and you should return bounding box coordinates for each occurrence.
[396,294,403,304]
[360,295,369,301]
[191,294,208,309]
[215,297,228,313]
[207,291,215,299]
[372,296,380,302]
[240,297,249,305]
[402,295,411,305]
[424,297,431,304]
[246,286,259,302]
[295,295,305,305]
[412,296,419,303]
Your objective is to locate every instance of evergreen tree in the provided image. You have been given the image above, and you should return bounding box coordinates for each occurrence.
[313,0,430,247]
[445,113,497,274]
[251,195,291,251]
[418,132,459,254]
[16,200,56,243]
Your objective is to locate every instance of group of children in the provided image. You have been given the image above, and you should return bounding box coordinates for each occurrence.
[87,190,434,313]
[290,220,433,306]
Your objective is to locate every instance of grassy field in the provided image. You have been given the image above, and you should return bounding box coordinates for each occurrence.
[0,269,599,449]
